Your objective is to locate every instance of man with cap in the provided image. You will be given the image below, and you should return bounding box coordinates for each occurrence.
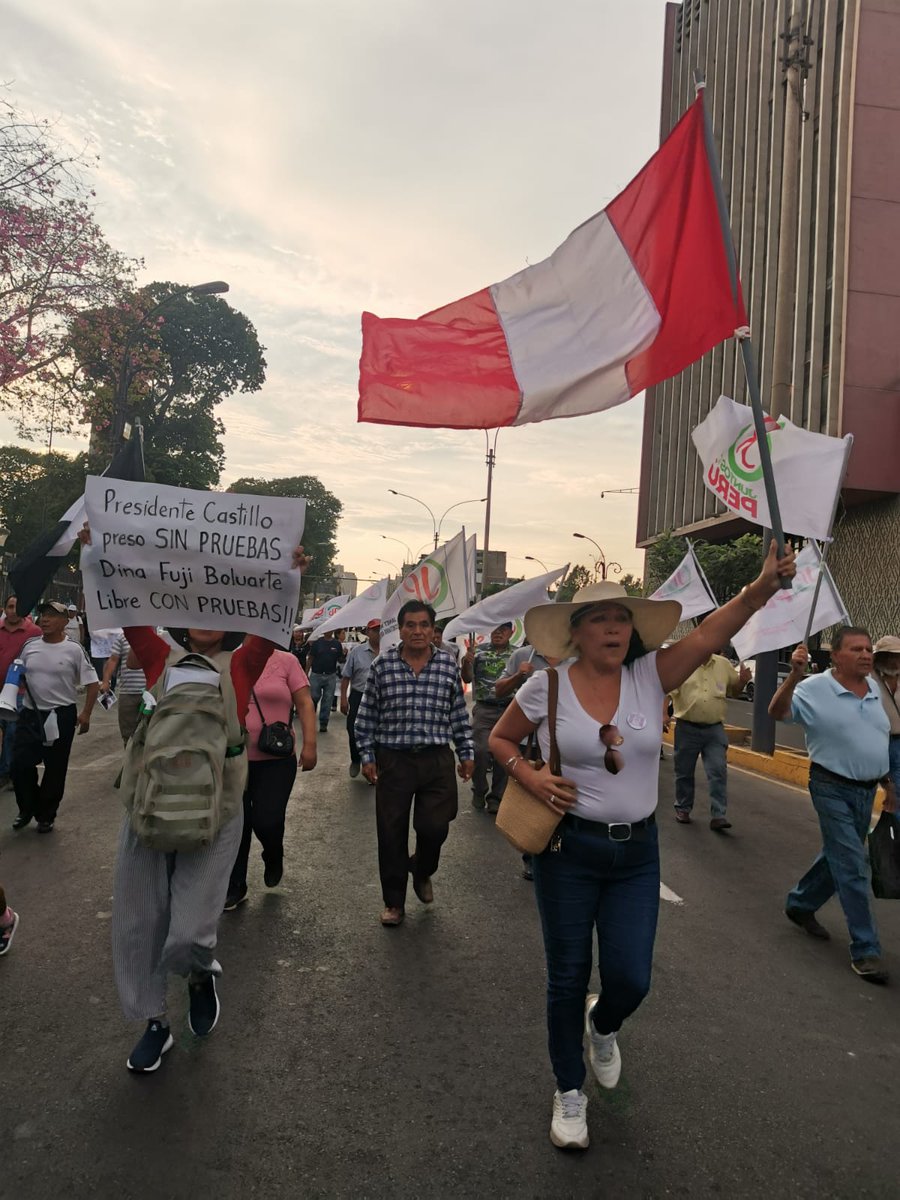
[64,603,85,647]
[461,622,516,813]
[872,635,900,796]
[11,600,99,832]
[340,619,381,779]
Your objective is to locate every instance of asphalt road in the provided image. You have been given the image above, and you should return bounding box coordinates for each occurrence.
[724,697,807,752]
[2,706,898,1200]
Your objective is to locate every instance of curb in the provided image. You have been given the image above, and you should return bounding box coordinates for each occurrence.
[663,723,887,810]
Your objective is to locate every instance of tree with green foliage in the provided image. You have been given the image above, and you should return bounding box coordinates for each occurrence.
[66,282,266,489]
[0,446,85,562]
[228,475,342,592]
[645,531,764,604]
[555,564,593,603]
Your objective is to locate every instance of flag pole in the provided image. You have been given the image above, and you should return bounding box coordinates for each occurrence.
[685,537,719,608]
[801,435,854,643]
[694,74,790,589]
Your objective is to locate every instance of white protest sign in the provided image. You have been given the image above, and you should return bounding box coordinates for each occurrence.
[81,477,306,644]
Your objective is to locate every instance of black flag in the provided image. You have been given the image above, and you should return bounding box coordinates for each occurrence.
[8,434,145,615]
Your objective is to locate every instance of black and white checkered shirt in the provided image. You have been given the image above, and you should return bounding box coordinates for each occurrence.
[354,646,473,766]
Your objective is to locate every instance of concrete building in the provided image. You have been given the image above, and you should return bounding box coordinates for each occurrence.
[638,0,900,634]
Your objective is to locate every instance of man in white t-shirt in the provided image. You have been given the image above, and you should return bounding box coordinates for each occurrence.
[11,600,99,833]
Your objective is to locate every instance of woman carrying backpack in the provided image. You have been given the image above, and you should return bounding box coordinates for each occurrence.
[102,544,312,1073]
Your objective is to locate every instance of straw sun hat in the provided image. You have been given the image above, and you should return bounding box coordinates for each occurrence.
[524,581,682,659]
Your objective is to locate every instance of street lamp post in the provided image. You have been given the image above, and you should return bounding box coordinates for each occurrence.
[387,489,486,551]
[375,556,401,576]
[572,532,622,582]
[380,534,413,565]
[111,280,230,451]
[525,554,549,572]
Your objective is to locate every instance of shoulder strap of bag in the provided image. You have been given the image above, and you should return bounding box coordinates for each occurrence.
[546,667,561,775]
[251,687,265,722]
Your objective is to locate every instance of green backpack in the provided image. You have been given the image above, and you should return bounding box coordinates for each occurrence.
[119,650,247,852]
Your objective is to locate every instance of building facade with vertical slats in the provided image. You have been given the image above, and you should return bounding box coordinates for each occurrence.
[638,0,900,633]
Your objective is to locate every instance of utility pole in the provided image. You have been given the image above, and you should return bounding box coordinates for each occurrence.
[480,431,499,597]
[751,2,808,754]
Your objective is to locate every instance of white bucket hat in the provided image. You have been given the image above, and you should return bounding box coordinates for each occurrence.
[524,581,682,658]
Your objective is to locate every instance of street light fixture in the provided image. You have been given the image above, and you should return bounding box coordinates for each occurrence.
[375,556,401,575]
[572,532,622,581]
[381,534,413,564]
[112,280,230,450]
[388,489,486,550]
[525,554,549,572]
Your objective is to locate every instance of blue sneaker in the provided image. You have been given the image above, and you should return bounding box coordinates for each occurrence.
[126,1020,173,1072]
[188,974,220,1036]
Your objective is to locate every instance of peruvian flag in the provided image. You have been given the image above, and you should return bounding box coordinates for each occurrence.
[358,97,745,430]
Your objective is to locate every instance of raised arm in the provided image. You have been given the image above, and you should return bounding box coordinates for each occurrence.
[769,644,808,721]
[656,542,796,695]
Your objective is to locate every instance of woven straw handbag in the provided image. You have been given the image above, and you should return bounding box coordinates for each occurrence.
[495,668,562,855]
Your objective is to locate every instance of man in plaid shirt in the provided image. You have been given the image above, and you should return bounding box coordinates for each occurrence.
[356,599,474,927]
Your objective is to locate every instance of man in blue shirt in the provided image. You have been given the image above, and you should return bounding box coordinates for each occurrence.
[355,600,474,927]
[306,631,345,733]
[340,619,381,779]
[770,627,895,984]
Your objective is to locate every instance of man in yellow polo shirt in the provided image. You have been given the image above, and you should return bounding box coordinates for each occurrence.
[669,653,751,831]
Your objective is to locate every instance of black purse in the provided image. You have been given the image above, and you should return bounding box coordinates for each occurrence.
[251,689,295,758]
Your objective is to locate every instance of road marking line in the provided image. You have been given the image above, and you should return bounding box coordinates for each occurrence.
[69,752,125,772]
[727,761,808,794]
[660,883,683,905]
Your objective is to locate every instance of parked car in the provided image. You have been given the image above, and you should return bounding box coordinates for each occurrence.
[741,657,814,701]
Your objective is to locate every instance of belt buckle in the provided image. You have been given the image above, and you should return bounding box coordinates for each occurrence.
[608,822,632,842]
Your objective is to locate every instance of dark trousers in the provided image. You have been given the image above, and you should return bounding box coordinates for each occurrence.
[11,705,78,824]
[472,703,509,800]
[346,688,363,764]
[229,757,298,894]
[532,821,660,1094]
[375,745,459,908]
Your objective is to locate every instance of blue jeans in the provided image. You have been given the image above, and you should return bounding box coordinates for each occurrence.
[532,820,660,1094]
[308,672,337,728]
[889,737,900,795]
[674,720,729,818]
[786,775,881,961]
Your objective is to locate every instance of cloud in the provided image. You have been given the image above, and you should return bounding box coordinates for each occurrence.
[3,0,668,582]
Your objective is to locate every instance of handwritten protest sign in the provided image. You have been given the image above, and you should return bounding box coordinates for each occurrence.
[81,477,306,644]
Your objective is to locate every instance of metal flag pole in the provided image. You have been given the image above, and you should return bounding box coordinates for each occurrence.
[694,73,790,586]
[802,435,854,643]
[480,430,499,598]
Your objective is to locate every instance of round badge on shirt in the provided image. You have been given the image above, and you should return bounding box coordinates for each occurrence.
[626,712,647,730]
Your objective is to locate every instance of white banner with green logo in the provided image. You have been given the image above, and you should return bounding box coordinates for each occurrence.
[692,395,852,540]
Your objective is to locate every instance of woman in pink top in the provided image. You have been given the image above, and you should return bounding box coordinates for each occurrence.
[225,649,317,909]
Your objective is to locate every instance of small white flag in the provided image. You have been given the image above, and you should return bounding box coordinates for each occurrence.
[441,565,568,643]
[730,543,848,661]
[301,593,350,630]
[692,395,852,540]
[649,547,717,621]
[313,578,390,637]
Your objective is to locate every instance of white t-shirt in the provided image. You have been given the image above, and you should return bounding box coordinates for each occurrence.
[516,654,665,824]
[21,638,98,709]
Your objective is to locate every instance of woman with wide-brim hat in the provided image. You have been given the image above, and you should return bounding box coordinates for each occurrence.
[490,540,796,1150]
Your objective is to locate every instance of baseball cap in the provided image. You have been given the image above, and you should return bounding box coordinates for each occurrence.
[873,636,900,655]
[67,603,77,613]
[366,619,382,630]
[38,601,68,616]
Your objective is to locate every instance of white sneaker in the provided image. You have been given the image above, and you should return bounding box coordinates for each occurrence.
[550,1089,589,1149]
[584,993,621,1089]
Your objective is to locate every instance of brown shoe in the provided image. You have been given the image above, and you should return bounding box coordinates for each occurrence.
[380,906,404,927]
[709,818,732,832]
[674,809,692,824]
[412,876,434,904]
[785,907,830,940]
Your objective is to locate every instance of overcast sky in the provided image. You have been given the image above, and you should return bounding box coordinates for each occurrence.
[3,0,669,584]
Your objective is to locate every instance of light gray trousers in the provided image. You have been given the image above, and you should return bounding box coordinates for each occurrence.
[111,810,243,1021]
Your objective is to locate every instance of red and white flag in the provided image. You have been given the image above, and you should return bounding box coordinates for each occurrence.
[358,98,745,430]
